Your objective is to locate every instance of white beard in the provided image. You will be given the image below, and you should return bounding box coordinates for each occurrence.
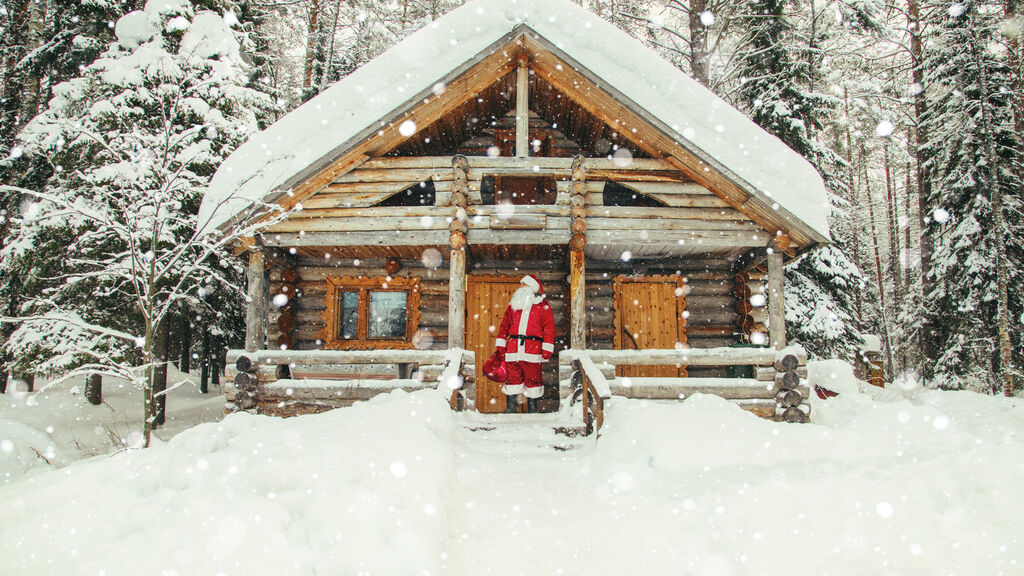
[509,286,540,310]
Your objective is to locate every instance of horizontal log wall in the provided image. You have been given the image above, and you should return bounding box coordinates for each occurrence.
[268,257,452,354]
[582,258,740,378]
[266,254,745,388]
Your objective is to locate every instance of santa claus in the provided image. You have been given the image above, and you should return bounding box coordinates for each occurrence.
[493,274,556,413]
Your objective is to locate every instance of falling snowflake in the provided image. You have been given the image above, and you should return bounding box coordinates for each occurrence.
[399,119,417,137]
[612,147,633,167]
[932,207,950,224]
[875,120,895,138]
[699,10,715,26]
[421,248,443,269]
[948,3,966,17]
[272,294,289,308]
[875,502,894,518]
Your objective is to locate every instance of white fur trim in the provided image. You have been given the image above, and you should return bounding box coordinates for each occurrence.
[502,383,524,395]
[521,275,540,292]
[494,338,507,348]
[542,342,554,352]
[517,303,531,337]
[523,384,544,399]
[506,351,544,363]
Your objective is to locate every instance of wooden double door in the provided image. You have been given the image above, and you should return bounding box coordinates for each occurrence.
[466,275,522,413]
[613,276,688,378]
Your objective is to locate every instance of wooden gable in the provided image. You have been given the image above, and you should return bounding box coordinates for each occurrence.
[255,28,823,256]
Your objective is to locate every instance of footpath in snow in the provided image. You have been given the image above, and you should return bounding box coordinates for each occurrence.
[1,362,1023,575]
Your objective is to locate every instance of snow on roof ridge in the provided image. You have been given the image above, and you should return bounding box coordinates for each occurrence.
[199,0,831,242]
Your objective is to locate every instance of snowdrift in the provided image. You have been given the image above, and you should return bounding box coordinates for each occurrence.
[1,367,1023,575]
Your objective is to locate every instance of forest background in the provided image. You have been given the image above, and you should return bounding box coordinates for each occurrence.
[0,0,1020,402]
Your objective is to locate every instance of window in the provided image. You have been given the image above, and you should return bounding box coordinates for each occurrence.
[481,176,555,205]
[320,276,421,349]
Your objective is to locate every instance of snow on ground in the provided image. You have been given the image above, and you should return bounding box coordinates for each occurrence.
[0,367,226,484]
[1,362,1022,576]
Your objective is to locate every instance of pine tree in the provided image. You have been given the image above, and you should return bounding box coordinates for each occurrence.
[734,0,868,359]
[2,0,274,442]
[919,0,1023,392]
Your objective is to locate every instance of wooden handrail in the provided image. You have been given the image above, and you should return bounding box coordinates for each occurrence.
[228,348,474,365]
[559,346,806,368]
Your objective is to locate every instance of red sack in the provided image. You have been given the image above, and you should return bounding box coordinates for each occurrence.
[482,351,508,383]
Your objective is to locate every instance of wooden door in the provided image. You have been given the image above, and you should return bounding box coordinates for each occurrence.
[467,276,521,413]
[613,276,688,378]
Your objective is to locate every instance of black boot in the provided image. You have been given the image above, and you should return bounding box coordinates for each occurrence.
[526,397,538,413]
[505,394,519,413]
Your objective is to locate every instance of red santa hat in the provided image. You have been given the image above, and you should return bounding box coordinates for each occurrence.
[520,274,544,294]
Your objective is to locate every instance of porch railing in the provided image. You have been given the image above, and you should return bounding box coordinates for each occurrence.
[559,345,810,428]
[225,348,474,414]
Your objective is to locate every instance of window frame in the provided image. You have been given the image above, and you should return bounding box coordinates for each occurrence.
[319,276,421,350]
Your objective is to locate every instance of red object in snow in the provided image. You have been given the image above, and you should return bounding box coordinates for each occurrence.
[814,384,839,399]
[482,351,508,383]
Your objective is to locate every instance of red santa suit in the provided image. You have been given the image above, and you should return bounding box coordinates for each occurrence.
[494,274,555,399]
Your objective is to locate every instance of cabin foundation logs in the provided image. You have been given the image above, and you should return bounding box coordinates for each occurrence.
[231,354,258,412]
[773,349,810,423]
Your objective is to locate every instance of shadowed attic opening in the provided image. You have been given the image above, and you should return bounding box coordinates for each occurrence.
[385,69,651,160]
[372,180,436,207]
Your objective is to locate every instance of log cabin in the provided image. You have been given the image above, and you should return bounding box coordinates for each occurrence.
[200,0,830,429]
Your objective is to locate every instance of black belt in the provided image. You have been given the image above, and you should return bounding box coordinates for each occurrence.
[509,334,543,342]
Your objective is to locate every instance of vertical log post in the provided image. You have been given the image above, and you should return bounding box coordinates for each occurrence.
[448,156,470,350]
[515,53,530,158]
[767,245,787,351]
[568,155,587,350]
[245,250,267,352]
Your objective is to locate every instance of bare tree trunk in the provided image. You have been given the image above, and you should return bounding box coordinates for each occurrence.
[18,0,46,123]
[883,143,904,373]
[908,0,936,377]
[864,151,896,379]
[883,142,901,297]
[303,0,322,90]
[904,129,915,293]
[970,11,1014,396]
[85,374,102,405]
[211,335,222,388]
[200,325,210,394]
[1,0,30,150]
[1007,0,1023,135]
[179,316,192,373]
[317,0,344,92]
[153,318,169,427]
[843,88,863,322]
[688,0,710,86]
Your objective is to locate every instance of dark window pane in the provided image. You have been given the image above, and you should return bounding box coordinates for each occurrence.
[338,291,359,339]
[369,291,407,339]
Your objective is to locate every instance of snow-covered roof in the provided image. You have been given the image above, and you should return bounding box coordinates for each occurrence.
[199,0,831,243]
